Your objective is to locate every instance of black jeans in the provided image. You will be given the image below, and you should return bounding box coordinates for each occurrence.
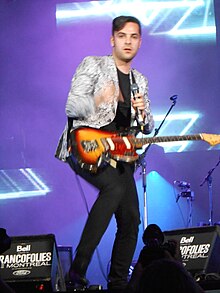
[67,156,140,290]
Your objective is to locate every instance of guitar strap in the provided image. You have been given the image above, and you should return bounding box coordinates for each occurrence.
[67,117,73,150]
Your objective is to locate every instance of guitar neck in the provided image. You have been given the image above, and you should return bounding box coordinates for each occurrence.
[135,134,202,148]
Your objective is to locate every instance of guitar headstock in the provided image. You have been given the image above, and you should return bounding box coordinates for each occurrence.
[201,133,220,146]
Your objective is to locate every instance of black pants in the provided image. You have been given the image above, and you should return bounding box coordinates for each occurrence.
[67,156,140,290]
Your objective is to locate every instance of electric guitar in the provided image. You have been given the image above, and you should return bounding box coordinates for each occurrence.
[69,127,220,172]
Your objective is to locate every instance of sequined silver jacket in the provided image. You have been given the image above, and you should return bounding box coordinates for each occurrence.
[55,55,154,161]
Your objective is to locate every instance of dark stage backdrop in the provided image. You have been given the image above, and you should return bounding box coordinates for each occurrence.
[0,0,220,288]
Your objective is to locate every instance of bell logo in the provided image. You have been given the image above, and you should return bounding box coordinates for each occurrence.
[180,236,194,244]
[17,244,31,252]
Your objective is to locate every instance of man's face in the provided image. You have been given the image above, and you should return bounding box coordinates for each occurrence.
[111,22,142,63]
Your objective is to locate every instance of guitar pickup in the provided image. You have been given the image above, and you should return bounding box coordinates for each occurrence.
[81,140,99,153]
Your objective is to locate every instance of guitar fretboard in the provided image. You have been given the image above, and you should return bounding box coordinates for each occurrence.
[134,134,202,148]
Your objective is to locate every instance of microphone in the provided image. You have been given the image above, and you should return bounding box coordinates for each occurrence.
[131,83,144,125]
[174,180,190,189]
[170,95,178,101]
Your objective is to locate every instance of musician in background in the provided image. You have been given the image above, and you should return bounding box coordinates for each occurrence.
[55,15,154,291]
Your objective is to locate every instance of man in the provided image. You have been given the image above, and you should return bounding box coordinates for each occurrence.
[55,15,154,291]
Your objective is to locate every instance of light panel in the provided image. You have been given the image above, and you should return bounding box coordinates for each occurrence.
[56,0,216,41]
[0,168,50,200]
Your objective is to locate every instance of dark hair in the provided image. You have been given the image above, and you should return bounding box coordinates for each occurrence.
[112,15,142,35]
[142,224,164,246]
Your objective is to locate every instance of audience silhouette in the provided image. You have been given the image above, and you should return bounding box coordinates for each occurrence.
[126,224,204,293]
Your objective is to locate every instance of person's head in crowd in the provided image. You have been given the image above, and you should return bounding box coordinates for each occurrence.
[139,258,204,293]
